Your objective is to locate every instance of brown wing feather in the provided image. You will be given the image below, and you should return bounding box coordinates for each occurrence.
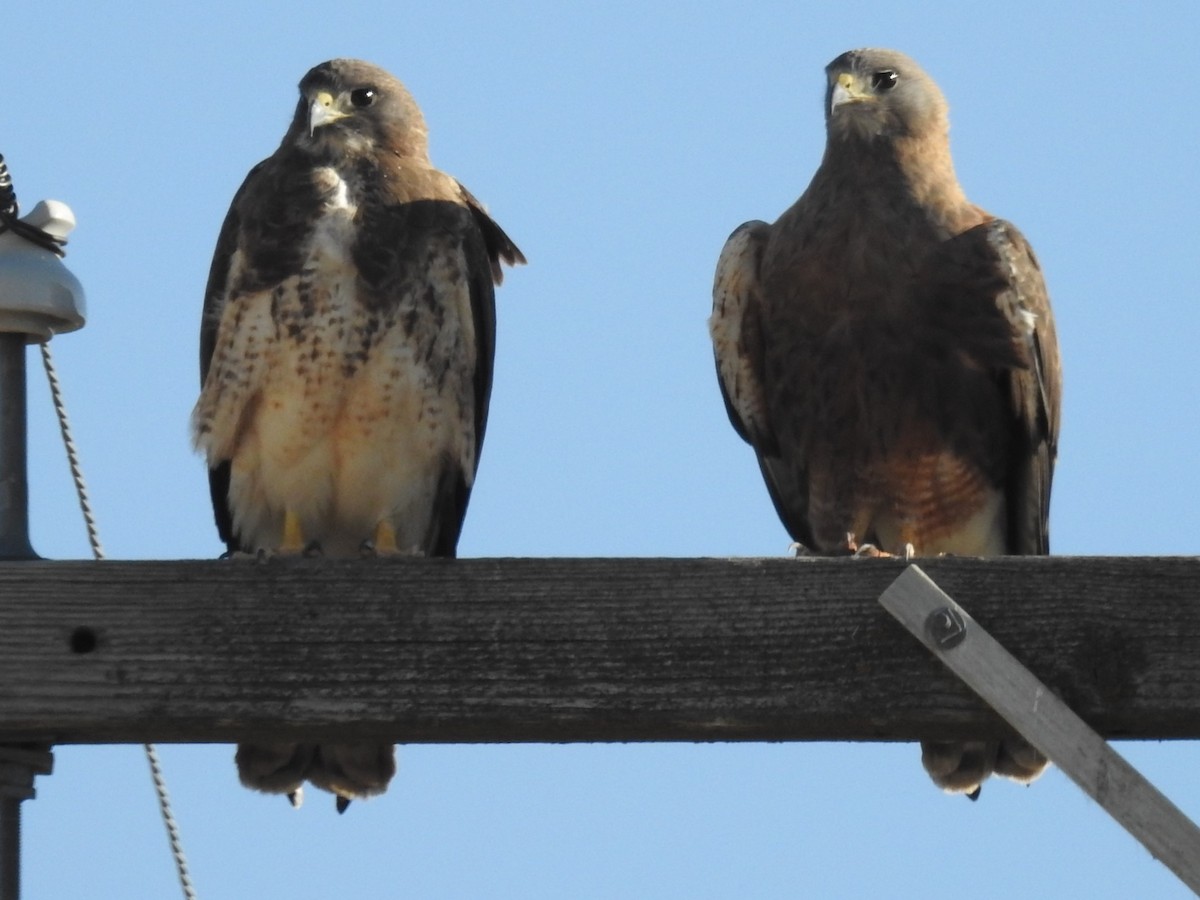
[711,222,773,447]
[914,218,1060,554]
[199,192,242,549]
[457,180,525,480]
[711,221,815,549]
[429,187,525,558]
[197,152,336,553]
[990,220,1060,554]
[198,160,270,552]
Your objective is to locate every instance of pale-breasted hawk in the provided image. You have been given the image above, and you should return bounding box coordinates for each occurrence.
[193,58,524,810]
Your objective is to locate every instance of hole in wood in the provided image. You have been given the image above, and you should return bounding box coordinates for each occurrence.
[69,626,97,654]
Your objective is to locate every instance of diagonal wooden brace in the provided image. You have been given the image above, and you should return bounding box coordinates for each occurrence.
[879,564,1200,894]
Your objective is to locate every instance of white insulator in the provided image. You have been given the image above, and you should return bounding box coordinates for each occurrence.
[0,200,85,342]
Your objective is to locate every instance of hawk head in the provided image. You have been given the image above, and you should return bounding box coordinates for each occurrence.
[823,48,948,143]
[286,58,429,160]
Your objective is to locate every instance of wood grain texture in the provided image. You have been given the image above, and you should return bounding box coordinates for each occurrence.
[0,556,1195,745]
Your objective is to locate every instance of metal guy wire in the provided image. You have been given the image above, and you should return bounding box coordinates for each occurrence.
[37,344,101,559]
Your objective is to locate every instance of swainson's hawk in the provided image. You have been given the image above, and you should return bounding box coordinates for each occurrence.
[192,58,524,811]
[710,48,1061,797]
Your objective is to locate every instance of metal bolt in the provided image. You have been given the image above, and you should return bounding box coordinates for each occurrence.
[926,606,967,649]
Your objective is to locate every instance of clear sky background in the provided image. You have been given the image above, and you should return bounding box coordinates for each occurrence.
[6,2,1200,897]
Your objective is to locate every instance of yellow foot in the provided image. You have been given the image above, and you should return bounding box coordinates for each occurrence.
[374,520,399,554]
[256,510,322,558]
[360,520,402,557]
[280,509,306,554]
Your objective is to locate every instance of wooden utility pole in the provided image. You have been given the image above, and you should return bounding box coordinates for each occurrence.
[0,158,85,899]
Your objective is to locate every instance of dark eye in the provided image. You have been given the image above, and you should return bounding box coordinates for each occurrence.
[349,88,377,108]
[871,70,898,91]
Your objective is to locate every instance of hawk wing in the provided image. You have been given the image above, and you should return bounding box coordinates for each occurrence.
[710,221,815,550]
[454,178,525,470]
[990,220,1061,554]
[198,160,271,552]
[426,182,524,557]
[917,218,1061,555]
[197,153,335,553]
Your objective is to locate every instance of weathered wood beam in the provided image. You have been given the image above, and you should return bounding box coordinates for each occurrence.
[0,556,1195,745]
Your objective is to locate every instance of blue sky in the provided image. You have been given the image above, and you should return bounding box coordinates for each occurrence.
[6,1,1200,897]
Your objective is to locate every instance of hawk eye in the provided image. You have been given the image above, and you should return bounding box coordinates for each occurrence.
[350,88,377,108]
[871,70,899,91]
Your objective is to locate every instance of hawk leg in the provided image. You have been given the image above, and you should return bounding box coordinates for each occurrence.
[256,509,323,558]
[281,509,306,553]
[372,520,399,554]
[360,520,422,557]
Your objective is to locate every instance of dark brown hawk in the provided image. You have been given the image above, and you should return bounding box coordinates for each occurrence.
[710,48,1061,798]
[192,58,524,811]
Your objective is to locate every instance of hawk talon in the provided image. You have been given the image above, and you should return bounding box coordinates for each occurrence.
[288,788,303,809]
[336,796,351,814]
[851,543,888,559]
[302,540,324,558]
[359,538,405,558]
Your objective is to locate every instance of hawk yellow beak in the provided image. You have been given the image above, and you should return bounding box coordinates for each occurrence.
[830,72,871,112]
[308,91,349,135]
